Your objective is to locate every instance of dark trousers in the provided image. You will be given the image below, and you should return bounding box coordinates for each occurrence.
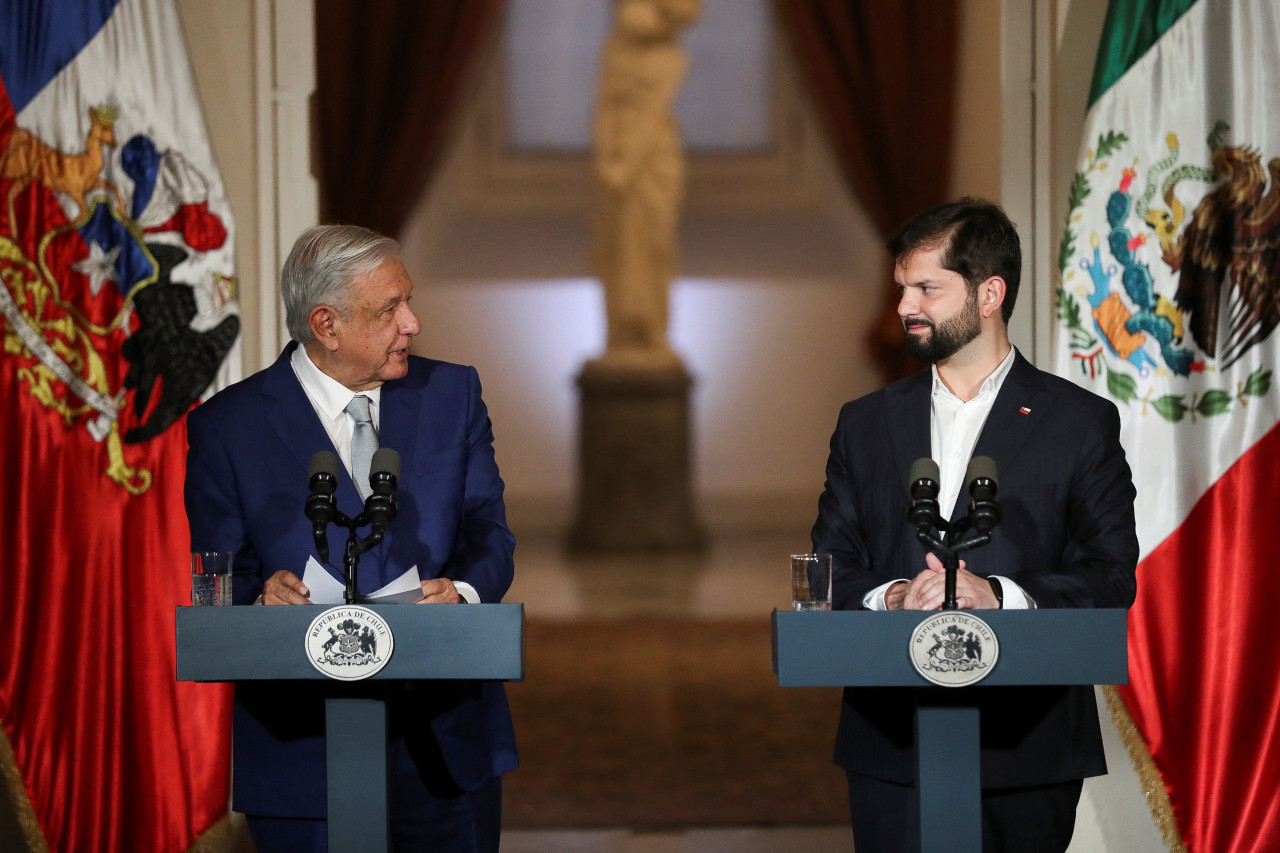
[246,776,502,853]
[847,772,1083,853]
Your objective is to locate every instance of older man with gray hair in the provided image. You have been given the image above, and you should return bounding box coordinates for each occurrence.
[185,224,517,852]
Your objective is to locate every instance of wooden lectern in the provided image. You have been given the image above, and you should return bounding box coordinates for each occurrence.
[772,608,1127,853]
[176,604,524,853]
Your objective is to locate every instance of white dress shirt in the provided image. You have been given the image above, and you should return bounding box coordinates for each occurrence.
[862,346,1031,610]
[291,343,382,476]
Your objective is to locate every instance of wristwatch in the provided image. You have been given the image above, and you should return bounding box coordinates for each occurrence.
[986,576,1004,609]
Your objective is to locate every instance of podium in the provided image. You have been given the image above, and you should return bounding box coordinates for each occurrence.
[772,608,1127,853]
[176,604,524,853]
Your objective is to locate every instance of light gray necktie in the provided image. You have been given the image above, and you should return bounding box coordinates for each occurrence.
[345,395,377,499]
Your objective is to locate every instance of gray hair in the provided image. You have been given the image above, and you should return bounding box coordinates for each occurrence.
[281,224,400,343]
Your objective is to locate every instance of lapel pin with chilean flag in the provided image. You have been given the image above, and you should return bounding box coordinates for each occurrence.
[1019,406,1031,415]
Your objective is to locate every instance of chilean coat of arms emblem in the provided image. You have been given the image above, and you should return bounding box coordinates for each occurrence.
[305,606,394,681]
[909,612,1000,688]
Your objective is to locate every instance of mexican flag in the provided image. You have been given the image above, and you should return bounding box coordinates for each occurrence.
[1055,0,1280,850]
[0,0,238,850]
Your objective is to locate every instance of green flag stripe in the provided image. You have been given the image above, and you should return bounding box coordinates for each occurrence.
[1088,0,1200,106]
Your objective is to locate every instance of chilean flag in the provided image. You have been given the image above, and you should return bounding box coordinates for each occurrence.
[0,0,237,850]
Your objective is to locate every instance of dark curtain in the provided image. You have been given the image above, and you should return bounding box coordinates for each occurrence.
[773,0,959,381]
[314,0,503,238]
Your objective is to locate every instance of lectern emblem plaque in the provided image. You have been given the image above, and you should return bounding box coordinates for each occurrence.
[909,612,999,687]
[305,606,394,681]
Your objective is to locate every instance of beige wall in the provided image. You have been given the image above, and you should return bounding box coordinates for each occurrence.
[174,0,264,374]
[952,0,1004,201]
[1053,0,1111,254]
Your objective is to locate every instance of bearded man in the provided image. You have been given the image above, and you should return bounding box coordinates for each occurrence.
[810,198,1138,852]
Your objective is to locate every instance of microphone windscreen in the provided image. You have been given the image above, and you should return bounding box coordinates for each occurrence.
[371,447,401,480]
[966,455,998,486]
[909,457,940,485]
[310,450,339,479]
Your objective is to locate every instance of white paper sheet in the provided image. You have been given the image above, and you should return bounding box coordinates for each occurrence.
[300,557,423,604]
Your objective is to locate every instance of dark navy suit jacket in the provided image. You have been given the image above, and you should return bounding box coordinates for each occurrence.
[185,343,518,817]
[811,351,1138,788]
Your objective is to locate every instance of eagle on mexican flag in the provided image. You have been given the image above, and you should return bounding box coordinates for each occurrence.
[1055,0,1280,850]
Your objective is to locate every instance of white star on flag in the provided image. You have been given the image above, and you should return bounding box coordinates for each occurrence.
[71,241,121,297]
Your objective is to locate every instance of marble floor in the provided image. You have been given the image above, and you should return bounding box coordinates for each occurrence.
[506,529,808,622]
[501,826,850,853]
[501,530,850,852]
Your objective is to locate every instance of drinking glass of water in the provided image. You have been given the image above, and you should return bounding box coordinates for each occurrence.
[191,552,233,606]
[791,553,832,611]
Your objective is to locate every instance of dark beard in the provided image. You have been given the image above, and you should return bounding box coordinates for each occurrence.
[904,290,981,363]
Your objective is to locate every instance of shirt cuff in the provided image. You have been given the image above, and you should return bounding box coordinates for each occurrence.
[454,581,480,604]
[989,576,1033,609]
[862,579,909,611]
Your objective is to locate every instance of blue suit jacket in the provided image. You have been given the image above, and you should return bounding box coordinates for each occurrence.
[185,343,518,816]
[811,352,1138,787]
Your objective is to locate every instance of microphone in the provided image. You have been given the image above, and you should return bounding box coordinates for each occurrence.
[907,457,941,535]
[964,455,1001,535]
[306,451,340,562]
[364,447,400,536]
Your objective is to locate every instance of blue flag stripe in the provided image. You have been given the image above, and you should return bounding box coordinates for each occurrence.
[0,0,122,113]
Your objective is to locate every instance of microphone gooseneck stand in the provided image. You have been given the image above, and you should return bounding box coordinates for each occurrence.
[909,456,1002,611]
[915,524,993,611]
[306,449,400,604]
[329,504,393,605]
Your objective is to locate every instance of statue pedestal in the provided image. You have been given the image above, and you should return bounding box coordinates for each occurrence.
[569,356,705,551]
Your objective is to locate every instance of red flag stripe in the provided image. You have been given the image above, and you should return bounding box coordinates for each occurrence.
[1120,419,1280,852]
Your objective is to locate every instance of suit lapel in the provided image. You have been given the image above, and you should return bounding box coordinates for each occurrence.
[262,343,337,477]
[262,342,365,510]
[884,370,933,488]
[361,363,429,584]
[377,374,421,475]
[973,351,1052,479]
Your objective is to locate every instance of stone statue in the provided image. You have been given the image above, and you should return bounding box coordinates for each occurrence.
[592,0,700,367]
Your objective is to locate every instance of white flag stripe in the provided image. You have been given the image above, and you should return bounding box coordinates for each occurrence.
[1055,0,1280,561]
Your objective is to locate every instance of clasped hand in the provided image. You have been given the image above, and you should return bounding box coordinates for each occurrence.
[884,552,999,611]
